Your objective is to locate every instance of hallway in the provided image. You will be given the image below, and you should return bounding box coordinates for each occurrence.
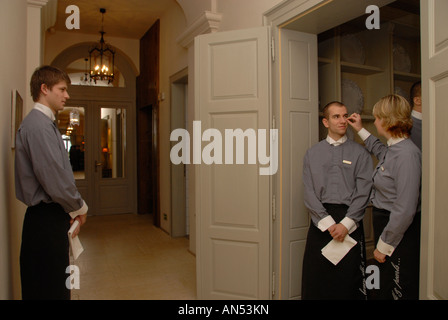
[71,213,196,300]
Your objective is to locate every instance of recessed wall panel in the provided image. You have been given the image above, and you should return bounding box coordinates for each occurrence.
[211,239,259,298]
[289,240,306,299]
[289,40,310,100]
[210,40,258,100]
[99,185,129,209]
[210,113,259,228]
[290,111,311,229]
[434,76,448,299]
[434,1,448,53]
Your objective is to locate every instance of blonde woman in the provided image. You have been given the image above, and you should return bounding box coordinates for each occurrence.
[347,94,421,300]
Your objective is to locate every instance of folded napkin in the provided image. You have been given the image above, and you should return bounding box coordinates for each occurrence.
[68,220,84,260]
[321,235,357,265]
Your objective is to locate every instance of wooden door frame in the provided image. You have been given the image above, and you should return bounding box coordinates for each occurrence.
[170,67,188,237]
[137,20,161,225]
[264,0,395,299]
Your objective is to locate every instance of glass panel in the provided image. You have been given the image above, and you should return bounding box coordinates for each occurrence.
[66,58,126,87]
[100,108,126,179]
[58,107,86,180]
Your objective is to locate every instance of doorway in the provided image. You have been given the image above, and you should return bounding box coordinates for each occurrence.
[51,42,139,217]
[170,68,188,237]
[137,104,159,225]
[264,0,420,299]
[316,1,421,259]
[58,100,137,215]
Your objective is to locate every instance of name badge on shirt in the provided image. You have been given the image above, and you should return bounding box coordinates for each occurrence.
[343,160,352,165]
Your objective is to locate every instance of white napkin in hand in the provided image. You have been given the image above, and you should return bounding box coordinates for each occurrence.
[321,235,357,265]
[68,220,84,260]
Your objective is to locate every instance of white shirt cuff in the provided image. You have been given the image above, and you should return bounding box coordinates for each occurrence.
[357,128,371,141]
[317,215,336,232]
[377,237,395,256]
[69,200,88,219]
[340,217,357,234]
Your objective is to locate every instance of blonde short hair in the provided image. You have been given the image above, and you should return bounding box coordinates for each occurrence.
[372,94,413,138]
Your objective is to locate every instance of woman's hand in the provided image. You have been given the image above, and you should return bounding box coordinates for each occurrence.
[347,113,363,132]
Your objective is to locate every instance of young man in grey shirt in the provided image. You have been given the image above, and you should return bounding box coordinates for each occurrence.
[15,66,88,299]
[301,101,373,299]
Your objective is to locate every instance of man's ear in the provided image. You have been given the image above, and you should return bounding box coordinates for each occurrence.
[413,96,421,106]
[40,83,49,96]
[322,117,329,128]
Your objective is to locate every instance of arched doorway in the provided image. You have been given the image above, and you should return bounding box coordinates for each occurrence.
[51,43,138,215]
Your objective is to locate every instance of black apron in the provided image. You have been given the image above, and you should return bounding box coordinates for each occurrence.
[20,202,71,300]
[302,204,367,300]
[371,207,421,300]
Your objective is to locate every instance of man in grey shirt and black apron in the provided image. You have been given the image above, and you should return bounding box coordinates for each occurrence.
[15,66,88,299]
[301,101,373,299]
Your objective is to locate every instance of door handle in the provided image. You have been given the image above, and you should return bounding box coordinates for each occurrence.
[95,160,103,173]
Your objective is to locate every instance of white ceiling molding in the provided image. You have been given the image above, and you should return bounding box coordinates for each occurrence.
[27,0,48,8]
[176,11,222,48]
[41,0,57,32]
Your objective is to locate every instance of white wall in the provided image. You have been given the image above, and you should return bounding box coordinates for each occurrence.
[217,0,283,31]
[177,0,216,25]
[158,1,188,234]
[0,0,28,299]
[44,31,140,74]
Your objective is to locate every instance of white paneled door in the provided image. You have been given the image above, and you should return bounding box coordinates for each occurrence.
[420,0,448,300]
[195,27,272,299]
[195,24,319,300]
[278,28,318,299]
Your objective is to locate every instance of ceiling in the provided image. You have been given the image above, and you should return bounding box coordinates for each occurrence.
[53,0,177,39]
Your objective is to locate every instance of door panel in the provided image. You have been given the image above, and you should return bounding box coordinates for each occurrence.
[279,28,318,300]
[420,0,448,300]
[195,27,272,299]
[95,104,133,215]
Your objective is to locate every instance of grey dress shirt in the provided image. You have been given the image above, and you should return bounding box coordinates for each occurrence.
[303,136,373,232]
[410,110,422,150]
[15,103,87,219]
[360,129,421,255]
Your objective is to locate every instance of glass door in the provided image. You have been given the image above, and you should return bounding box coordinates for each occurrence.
[59,101,136,216]
[93,103,134,215]
[58,104,91,209]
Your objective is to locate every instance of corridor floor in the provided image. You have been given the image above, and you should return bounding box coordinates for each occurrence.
[70,213,196,300]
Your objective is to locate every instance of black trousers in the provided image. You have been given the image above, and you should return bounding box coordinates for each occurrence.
[20,202,71,300]
[371,207,421,300]
[302,204,367,300]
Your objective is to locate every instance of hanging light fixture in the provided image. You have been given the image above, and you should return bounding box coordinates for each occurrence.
[69,108,80,126]
[89,8,115,84]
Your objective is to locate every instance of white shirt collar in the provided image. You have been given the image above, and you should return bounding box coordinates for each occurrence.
[387,136,406,147]
[326,135,347,146]
[411,109,422,120]
[34,103,56,121]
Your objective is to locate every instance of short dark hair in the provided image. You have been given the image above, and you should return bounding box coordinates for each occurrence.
[410,81,421,107]
[30,65,71,102]
[322,101,345,119]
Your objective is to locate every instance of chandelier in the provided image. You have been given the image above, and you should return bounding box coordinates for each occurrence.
[89,8,115,84]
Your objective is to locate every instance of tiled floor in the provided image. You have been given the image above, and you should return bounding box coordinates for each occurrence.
[70,213,196,300]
